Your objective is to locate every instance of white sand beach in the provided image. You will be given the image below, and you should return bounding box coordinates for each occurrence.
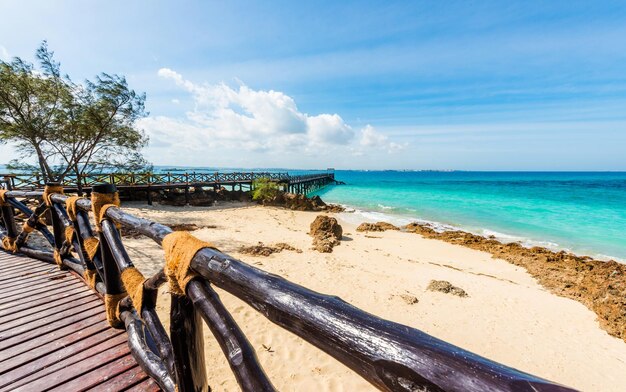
[121,202,626,392]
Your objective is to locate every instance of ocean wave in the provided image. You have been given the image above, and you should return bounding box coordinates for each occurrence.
[480,229,560,250]
[336,204,624,263]
[338,207,455,232]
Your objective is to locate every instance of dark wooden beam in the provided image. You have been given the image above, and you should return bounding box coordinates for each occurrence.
[170,294,208,392]
[187,279,274,391]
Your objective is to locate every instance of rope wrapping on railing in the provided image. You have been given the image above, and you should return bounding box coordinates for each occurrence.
[91,191,121,231]
[105,293,127,328]
[163,231,218,296]
[83,237,100,261]
[65,195,82,221]
[0,190,8,205]
[121,266,147,313]
[43,184,64,206]
[84,268,98,289]
[1,236,17,252]
[66,195,100,285]
[22,220,36,233]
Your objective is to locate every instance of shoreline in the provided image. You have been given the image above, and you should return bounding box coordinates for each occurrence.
[325,200,625,263]
[333,200,625,342]
[355,219,626,343]
[120,201,626,391]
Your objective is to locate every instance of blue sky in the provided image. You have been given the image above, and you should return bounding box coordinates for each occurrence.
[1,0,626,170]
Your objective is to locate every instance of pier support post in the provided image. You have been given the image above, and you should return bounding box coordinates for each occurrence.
[147,185,153,206]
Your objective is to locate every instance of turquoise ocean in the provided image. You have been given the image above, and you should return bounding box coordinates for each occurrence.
[312,171,626,262]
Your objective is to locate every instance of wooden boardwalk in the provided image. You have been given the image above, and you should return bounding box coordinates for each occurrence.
[2,171,337,195]
[0,251,160,392]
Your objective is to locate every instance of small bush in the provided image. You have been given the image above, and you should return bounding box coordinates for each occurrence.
[252,178,280,201]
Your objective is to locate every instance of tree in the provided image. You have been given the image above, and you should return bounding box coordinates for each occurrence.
[52,73,149,194]
[0,41,149,190]
[252,178,280,201]
[0,42,68,181]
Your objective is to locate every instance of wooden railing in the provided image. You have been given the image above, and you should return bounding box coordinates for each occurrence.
[0,184,576,392]
[1,172,295,190]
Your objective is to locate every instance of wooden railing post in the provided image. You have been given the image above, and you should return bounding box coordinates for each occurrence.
[187,280,274,391]
[93,184,126,325]
[170,294,208,392]
[0,197,18,240]
[46,183,67,256]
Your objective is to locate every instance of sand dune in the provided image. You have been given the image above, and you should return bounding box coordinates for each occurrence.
[121,202,626,392]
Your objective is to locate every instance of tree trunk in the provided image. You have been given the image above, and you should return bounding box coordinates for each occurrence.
[75,165,84,196]
[33,143,53,183]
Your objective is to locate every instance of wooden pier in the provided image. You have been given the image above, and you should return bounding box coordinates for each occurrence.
[1,171,337,195]
[0,184,576,391]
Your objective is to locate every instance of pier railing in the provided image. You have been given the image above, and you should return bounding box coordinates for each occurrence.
[0,184,575,392]
[1,171,336,196]
[1,171,292,190]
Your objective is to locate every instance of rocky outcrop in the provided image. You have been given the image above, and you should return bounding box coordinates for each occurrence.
[155,188,344,212]
[405,222,626,341]
[239,242,303,256]
[262,192,323,211]
[427,280,468,297]
[356,222,400,232]
[261,192,345,212]
[325,204,346,213]
[159,187,252,206]
[309,215,343,253]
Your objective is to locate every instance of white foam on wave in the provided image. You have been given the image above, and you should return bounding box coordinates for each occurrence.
[337,206,455,232]
[480,229,560,250]
[334,203,625,263]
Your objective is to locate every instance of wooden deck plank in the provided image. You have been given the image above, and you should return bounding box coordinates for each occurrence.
[0,263,55,280]
[0,253,49,267]
[0,282,87,315]
[123,376,162,392]
[0,339,128,391]
[0,259,53,274]
[0,296,100,333]
[0,299,102,341]
[0,268,64,286]
[85,365,148,392]
[0,288,95,325]
[0,276,78,305]
[0,313,105,358]
[13,347,132,392]
[0,253,54,266]
[0,305,104,349]
[0,251,158,391]
[48,354,138,392]
[0,273,68,295]
[0,320,117,372]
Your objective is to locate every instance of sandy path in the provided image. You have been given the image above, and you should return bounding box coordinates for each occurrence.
[121,202,626,392]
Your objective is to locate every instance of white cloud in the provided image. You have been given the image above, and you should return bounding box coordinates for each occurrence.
[359,124,406,152]
[141,68,401,156]
[307,114,354,144]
